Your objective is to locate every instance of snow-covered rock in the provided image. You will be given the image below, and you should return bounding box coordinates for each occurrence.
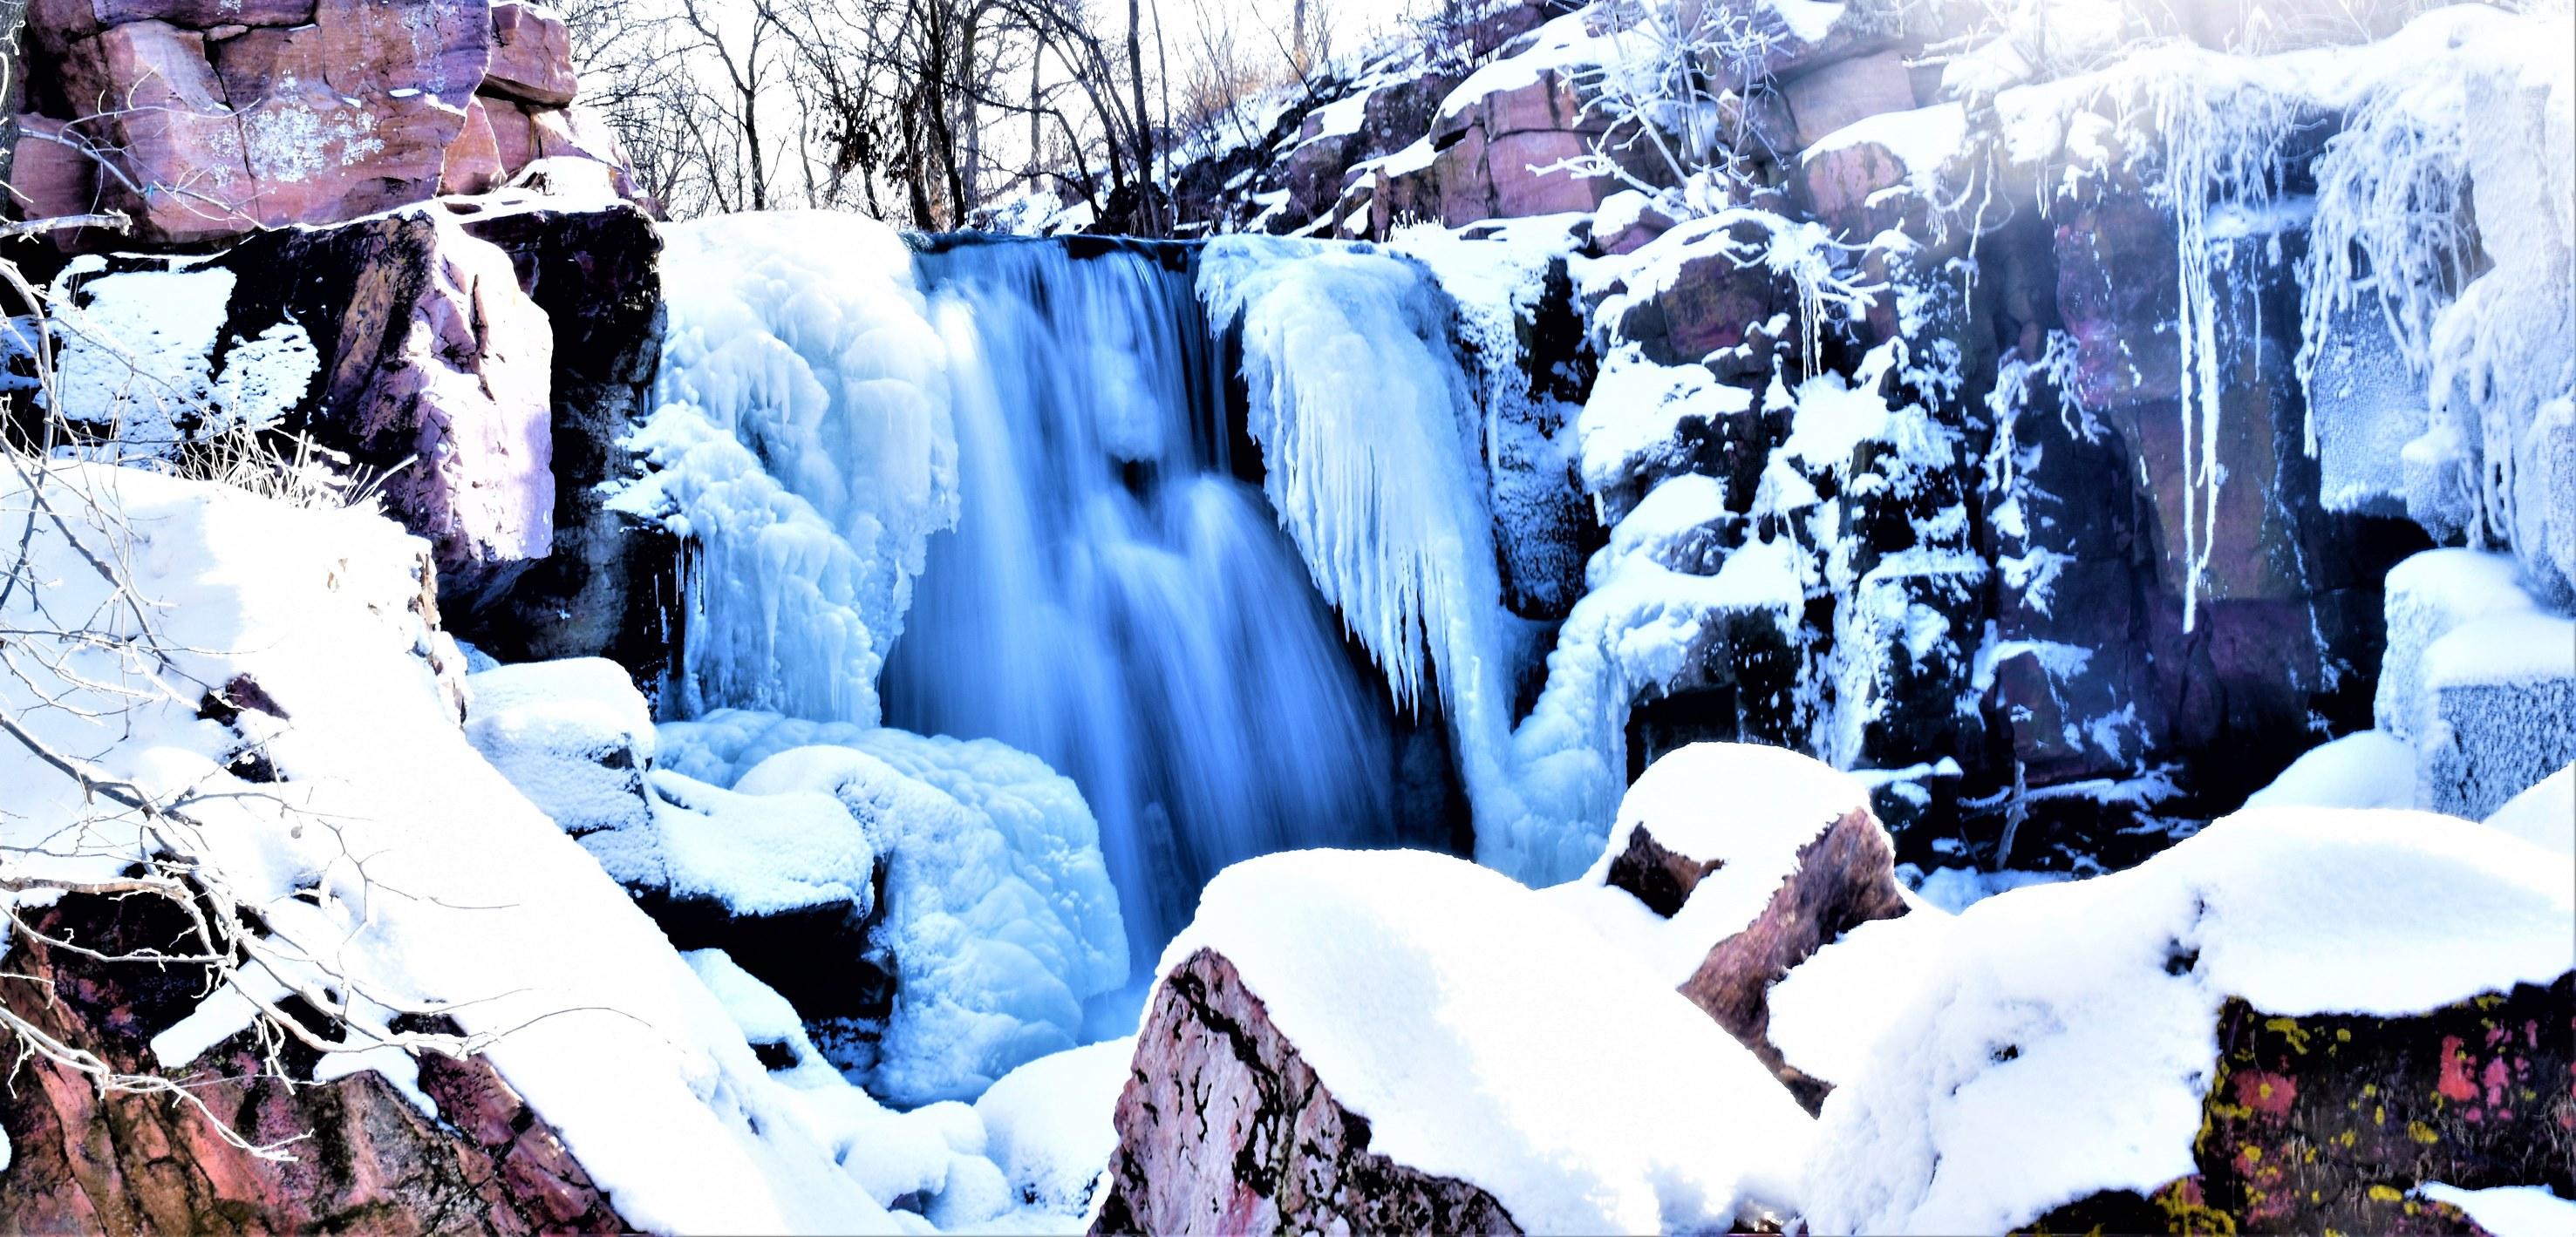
[1551,743,1907,1110]
[1802,805,2576,1234]
[654,710,1128,1107]
[1099,848,1813,1234]
[466,657,657,837]
[974,1038,1135,1220]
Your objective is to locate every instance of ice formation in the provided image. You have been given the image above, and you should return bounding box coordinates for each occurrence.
[618,211,958,725]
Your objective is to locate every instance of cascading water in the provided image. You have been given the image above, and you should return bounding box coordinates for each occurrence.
[883,238,1424,962]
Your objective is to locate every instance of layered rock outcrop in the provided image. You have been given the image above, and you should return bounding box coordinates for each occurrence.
[11,0,637,242]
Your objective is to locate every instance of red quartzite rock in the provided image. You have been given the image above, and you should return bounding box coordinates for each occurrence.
[0,894,624,1234]
[1093,948,1522,1236]
[2027,974,2576,1234]
[1666,797,1910,1112]
[482,0,579,107]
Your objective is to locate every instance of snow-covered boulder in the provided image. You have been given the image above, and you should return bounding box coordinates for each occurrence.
[1802,806,2576,1234]
[1554,743,1907,1111]
[2416,608,2576,820]
[1098,849,1813,1234]
[466,657,657,837]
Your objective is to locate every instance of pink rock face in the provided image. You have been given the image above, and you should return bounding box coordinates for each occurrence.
[346,208,557,600]
[1799,139,1909,241]
[440,95,508,194]
[20,0,633,241]
[484,0,578,106]
[44,1,487,241]
[7,114,101,224]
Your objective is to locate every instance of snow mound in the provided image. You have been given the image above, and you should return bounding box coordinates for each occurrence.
[623,211,958,725]
[0,465,894,1232]
[2240,730,2416,812]
[464,657,656,836]
[1166,848,1814,1234]
[2484,764,2574,857]
[733,733,1128,1105]
[973,1038,1135,1220]
[1802,806,2576,1234]
[2415,1183,2576,1237]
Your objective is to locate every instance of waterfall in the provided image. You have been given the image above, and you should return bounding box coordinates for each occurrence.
[882,238,1417,960]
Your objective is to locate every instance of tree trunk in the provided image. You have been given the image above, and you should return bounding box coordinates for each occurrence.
[1125,0,1153,235]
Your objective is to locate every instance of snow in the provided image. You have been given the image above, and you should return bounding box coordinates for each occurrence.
[973,1038,1134,1220]
[463,657,656,837]
[1802,805,2576,1234]
[44,259,319,452]
[2239,730,2416,812]
[2415,1183,2576,1237]
[620,211,958,726]
[599,767,879,919]
[1578,346,1752,493]
[1900,865,2075,914]
[2484,765,2573,856]
[1169,848,1814,1233]
[0,463,898,1232]
[1767,909,1953,1090]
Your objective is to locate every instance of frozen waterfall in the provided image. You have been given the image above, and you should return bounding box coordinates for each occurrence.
[883,238,1421,958]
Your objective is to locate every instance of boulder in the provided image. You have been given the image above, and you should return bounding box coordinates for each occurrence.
[2416,610,2576,820]
[1096,849,1813,1234]
[2029,975,2576,1235]
[440,96,509,195]
[1608,218,1801,367]
[1094,948,1523,1236]
[1580,743,1909,1111]
[482,0,578,107]
[5,113,101,224]
[17,0,638,240]
[0,893,624,1234]
[463,656,657,836]
[262,206,555,602]
[42,0,489,241]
